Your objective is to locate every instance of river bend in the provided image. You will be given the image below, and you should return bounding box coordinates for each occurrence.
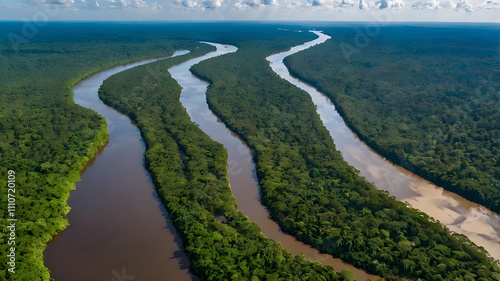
[172,42,380,280]
[44,51,198,281]
[267,30,500,261]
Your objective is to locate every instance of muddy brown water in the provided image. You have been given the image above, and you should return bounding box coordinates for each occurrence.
[173,42,381,281]
[43,31,499,281]
[268,30,500,262]
[44,51,199,281]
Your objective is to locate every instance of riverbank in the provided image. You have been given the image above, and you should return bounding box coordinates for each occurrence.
[44,51,198,281]
[280,31,500,262]
[98,42,354,280]
[190,30,500,279]
[180,43,379,281]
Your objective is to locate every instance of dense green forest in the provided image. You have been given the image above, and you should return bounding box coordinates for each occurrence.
[99,43,356,281]
[190,29,500,280]
[1,22,499,281]
[0,22,348,281]
[0,23,207,280]
[284,26,500,214]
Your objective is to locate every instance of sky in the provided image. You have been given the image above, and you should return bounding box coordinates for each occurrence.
[0,0,498,22]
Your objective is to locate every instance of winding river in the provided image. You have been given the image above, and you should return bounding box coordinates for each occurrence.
[44,51,199,281]
[267,30,500,261]
[173,43,380,280]
[43,31,498,281]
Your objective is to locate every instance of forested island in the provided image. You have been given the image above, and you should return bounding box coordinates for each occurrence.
[1,22,499,281]
[284,25,500,214]
[99,40,356,280]
[0,23,348,281]
[0,22,202,280]
[190,26,500,280]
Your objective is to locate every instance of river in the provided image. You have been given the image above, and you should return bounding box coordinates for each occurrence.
[44,31,498,281]
[173,42,380,281]
[44,51,199,281]
[267,30,500,261]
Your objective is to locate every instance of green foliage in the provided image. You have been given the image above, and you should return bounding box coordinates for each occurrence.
[0,22,323,280]
[0,22,199,281]
[284,25,500,214]
[190,27,500,280]
[2,22,498,281]
[99,43,346,280]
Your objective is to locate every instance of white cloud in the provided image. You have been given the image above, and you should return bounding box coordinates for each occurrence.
[412,0,440,9]
[0,0,495,21]
[341,0,355,5]
[376,0,404,9]
[108,0,130,8]
[52,0,75,4]
[132,0,148,7]
[262,0,278,5]
[22,0,500,12]
[311,0,324,6]
[247,0,263,7]
[76,0,160,9]
[439,0,455,8]
[455,0,472,10]
[86,0,100,7]
[408,0,500,11]
[151,1,163,9]
[480,0,500,9]
[28,0,76,7]
[175,0,280,10]
[359,0,369,8]
[302,0,354,8]
[202,0,222,8]
[181,0,198,7]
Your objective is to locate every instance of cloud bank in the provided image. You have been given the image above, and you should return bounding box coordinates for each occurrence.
[170,0,500,10]
[0,0,498,21]
[17,0,500,11]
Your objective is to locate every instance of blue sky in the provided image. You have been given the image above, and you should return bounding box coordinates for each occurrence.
[0,0,498,21]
